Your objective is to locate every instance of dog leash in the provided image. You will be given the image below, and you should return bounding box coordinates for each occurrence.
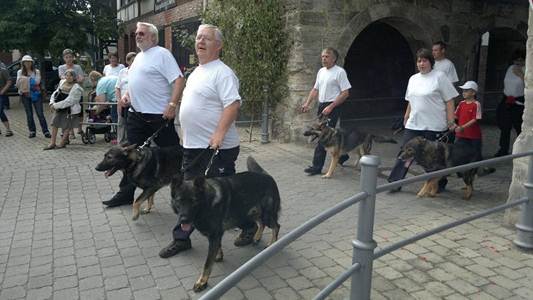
[204,148,219,176]
[436,131,452,144]
[137,121,170,150]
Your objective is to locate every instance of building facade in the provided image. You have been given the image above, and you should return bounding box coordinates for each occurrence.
[116,0,528,143]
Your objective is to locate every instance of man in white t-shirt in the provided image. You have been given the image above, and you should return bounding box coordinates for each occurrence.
[159,24,255,259]
[103,22,185,208]
[432,41,459,84]
[103,52,125,77]
[301,47,352,175]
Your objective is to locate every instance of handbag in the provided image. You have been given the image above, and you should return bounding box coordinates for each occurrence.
[53,91,71,113]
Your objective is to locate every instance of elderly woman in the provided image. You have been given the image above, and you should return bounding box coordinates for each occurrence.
[388,48,459,191]
[115,52,136,143]
[44,69,83,150]
[16,55,51,138]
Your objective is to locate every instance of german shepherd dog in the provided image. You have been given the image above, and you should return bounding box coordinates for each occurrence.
[95,145,183,220]
[303,116,397,178]
[170,156,281,292]
[399,136,478,199]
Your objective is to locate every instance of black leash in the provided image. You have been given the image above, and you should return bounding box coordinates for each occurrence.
[182,146,219,176]
[137,120,170,150]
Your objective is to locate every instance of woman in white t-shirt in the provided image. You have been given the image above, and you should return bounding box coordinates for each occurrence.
[103,52,125,77]
[495,52,525,157]
[388,48,459,189]
[114,52,136,143]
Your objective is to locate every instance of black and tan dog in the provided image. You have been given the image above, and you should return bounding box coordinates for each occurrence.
[170,156,281,292]
[399,136,479,199]
[95,144,183,220]
[303,117,397,178]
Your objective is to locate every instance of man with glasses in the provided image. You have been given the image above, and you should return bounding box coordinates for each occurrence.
[103,22,184,207]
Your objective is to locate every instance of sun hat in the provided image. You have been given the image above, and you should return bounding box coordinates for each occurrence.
[459,81,478,92]
[21,55,34,63]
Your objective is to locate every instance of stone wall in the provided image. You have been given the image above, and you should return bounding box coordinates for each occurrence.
[278,0,528,143]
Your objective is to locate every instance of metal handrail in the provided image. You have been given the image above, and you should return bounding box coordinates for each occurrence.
[200,152,533,300]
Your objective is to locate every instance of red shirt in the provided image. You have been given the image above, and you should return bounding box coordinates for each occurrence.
[455,100,482,139]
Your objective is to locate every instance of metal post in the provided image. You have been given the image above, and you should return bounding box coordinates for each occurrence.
[514,156,533,249]
[350,155,380,300]
[260,88,270,144]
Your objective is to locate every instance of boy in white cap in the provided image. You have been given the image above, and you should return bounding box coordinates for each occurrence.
[455,81,482,160]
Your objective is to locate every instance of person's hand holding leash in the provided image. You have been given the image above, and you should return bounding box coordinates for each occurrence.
[209,132,223,150]
[163,102,177,120]
[321,104,334,116]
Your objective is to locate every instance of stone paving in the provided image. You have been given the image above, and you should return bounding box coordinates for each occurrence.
[0,97,532,300]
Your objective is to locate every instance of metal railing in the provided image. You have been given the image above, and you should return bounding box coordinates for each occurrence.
[200,151,533,300]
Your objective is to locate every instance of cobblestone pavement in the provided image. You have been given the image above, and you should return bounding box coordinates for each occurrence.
[0,97,532,300]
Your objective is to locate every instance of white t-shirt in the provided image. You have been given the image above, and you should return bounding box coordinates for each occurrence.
[313,65,351,103]
[503,64,525,98]
[405,70,459,131]
[127,46,182,114]
[179,59,241,149]
[103,64,125,77]
[115,67,129,92]
[434,58,458,83]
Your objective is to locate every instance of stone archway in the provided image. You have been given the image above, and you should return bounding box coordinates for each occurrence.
[341,20,416,121]
[332,3,435,122]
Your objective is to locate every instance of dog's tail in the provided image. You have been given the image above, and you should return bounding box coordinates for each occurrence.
[371,135,398,144]
[247,156,269,175]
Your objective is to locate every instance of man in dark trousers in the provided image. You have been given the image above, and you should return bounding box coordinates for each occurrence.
[301,47,351,176]
[103,21,185,207]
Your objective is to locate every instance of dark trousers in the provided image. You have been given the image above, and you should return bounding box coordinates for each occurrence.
[0,95,8,122]
[388,129,448,182]
[21,95,49,134]
[115,112,180,201]
[497,99,524,155]
[172,146,249,241]
[455,137,482,162]
[312,102,348,170]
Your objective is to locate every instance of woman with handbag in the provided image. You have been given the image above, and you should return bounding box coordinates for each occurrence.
[44,69,83,150]
[15,55,51,138]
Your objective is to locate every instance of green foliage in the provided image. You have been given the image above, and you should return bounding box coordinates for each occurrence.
[172,25,196,53]
[203,0,290,115]
[0,0,119,59]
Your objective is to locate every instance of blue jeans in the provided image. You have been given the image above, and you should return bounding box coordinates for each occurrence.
[21,95,49,133]
[0,95,8,122]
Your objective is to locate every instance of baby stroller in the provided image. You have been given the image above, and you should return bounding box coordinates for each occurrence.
[81,103,117,144]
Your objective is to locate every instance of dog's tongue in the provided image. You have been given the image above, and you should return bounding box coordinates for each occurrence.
[181,223,192,231]
[104,170,111,178]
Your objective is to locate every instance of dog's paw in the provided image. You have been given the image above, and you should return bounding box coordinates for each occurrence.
[140,208,151,215]
[193,278,208,292]
[132,213,140,221]
[321,175,332,179]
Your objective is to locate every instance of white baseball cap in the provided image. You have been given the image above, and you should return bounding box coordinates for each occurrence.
[459,81,478,92]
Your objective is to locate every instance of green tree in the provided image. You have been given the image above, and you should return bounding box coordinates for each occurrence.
[203,0,290,122]
[0,0,118,59]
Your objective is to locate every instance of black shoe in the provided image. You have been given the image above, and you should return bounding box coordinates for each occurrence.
[388,186,402,193]
[234,224,258,247]
[44,132,51,138]
[28,132,36,138]
[338,155,349,166]
[304,166,321,176]
[304,166,315,173]
[159,239,192,258]
[102,195,133,207]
